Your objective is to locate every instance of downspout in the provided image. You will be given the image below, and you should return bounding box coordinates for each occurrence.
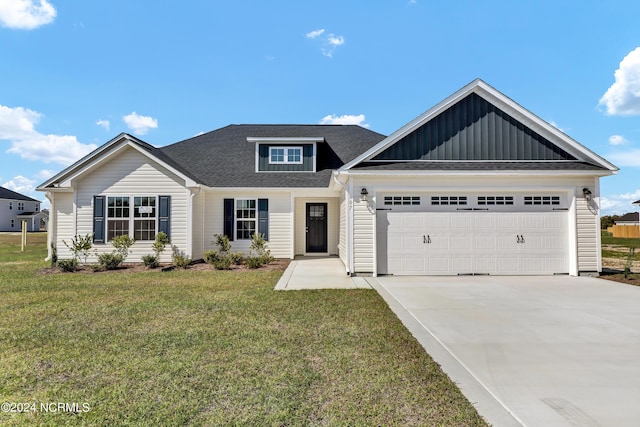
[188,186,202,259]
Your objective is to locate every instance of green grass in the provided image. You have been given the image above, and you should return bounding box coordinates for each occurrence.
[601,231,640,248]
[0,233,486,426]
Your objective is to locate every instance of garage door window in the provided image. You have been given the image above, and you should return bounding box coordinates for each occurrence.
[384,196,420,206]
[478,196,513,205]
[524,196,560,205]
[431,196,467,206]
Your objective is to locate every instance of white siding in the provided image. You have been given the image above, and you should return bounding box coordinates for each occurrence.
[75,147,188,263]
[353,198,374,273]
[201,191,292,259]
[294,197,339,256]
[338,190,347,265]
[54,192,75,259]
[576,197,599,272]
[191,190,205,259]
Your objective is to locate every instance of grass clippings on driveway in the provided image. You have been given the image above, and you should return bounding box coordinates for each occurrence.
[0,233,487,426]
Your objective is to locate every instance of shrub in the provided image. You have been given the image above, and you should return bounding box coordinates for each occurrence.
[624,247,636,279]
[250,233,272,265]
[62,233,94,264]
[57,259,78,272]
[230,252,245,265]
[203,249,219,265]
[142,254,159,268]
[245,256,264,269]
[111,235,135,261]
[152,231,170,258]
[98,253,123,270]
[172,246,191,269]
[214,255,232,270]
[213,234,232,253]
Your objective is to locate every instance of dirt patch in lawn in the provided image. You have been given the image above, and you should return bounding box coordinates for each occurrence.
[38,259,290,275]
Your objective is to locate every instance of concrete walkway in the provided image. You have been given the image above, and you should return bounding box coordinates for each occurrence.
[371,275,640,427]
[274,257,371,290]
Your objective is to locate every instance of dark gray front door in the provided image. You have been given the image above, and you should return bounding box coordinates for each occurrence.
[306,203,327,252]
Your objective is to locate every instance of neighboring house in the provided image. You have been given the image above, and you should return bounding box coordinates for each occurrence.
[615,212,640,226]
[37,79,618,276]
[610,212,640,238]
[0,186,42,232]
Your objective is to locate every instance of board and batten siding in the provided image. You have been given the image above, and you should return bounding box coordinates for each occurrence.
[576,197,599,272]
[353,198,374,273]
[294,197,339,256]
[53,192,75,259]
[74,147,189,263]
[338,190,347,265]
[201,191,292,258]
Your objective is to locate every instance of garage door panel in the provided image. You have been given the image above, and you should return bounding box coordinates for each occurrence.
[382,211,568,276]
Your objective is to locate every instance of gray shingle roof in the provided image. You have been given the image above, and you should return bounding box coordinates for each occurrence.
[0,186,40,202]
[351,161,609,171]
[617,212,639,222]
[159,125,386,187]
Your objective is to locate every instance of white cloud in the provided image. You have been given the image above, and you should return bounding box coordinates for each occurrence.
[3,175,35,195]
[96,119,110,131]
[605,148,640,167]
[608,134,629,146]
[319,114,368,127]
[306,29,325,39]
[599,47,640,115]
[306,28,345,58]
[123,112,158,135]
[35,169,55,179]
[0,104,97,165]
[601,189,640,215]
[0,0,57,30]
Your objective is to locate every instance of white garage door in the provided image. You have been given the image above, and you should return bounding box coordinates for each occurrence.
[378,211,568,275]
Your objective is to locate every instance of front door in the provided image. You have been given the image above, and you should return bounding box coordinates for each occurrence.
[306,203,327,253]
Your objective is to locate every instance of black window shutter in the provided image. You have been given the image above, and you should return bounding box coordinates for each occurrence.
[224,198,234,241]
[258,198,269,240]
[93,196,105,243]
[158,196,171,239]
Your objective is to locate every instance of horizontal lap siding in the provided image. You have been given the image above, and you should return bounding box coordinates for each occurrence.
[353,200,374,273]
[338,190,347,265]
[191,191,205,259]
[576,198,599,272]
[202,191,291,258]
[75,148,188,263]
[54,192,75,259]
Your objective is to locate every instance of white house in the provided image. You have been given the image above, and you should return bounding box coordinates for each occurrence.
[37,80,617,276]
[0,186,42,232]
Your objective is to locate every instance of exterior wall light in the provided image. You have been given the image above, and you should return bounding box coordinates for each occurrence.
[583,188,592,201]
[360,187,369,202]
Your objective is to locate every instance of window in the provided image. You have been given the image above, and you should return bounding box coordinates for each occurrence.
[107,197,130,240]
[524,196,560,206]
[269,146,303,164]
[383,196,421,206]
[8,202,12,210]
[18,202,24,211]
[478,196,514,205]
[431,196,467,206]
[236,199,256,239]
[35,205,39,212]
[10,219,14,228]
[133,197,157,240]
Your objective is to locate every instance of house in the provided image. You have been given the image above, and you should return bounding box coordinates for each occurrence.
[37,79,617,276]
[0,186,42,232]
[609,212,640,238]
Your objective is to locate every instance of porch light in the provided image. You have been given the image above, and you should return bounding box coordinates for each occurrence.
[582,188,592,201]
[360,187,369,202]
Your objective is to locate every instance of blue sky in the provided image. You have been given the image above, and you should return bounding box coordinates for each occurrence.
[1,0,639,214]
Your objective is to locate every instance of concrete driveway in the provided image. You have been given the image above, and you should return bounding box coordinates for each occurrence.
[371,275,640,427]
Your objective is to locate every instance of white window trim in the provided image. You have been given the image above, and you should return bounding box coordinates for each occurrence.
[268,146,303,165]
[106,195,158,242]
[234,198,257,240]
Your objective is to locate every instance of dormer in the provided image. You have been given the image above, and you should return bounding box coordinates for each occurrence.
[250,137,323,172]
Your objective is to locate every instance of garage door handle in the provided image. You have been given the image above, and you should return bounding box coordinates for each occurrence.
[423,235,431,244]
[517,235,521,243]
[517,235,525,243]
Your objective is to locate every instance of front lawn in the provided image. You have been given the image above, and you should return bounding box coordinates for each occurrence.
[0,233,486,426]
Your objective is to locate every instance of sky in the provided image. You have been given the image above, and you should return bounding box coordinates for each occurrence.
[1,0,639,215]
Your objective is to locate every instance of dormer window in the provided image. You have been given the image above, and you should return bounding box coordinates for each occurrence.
[269,146,303,164]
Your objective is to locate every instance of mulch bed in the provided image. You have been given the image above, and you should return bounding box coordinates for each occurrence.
[38,259,290,275]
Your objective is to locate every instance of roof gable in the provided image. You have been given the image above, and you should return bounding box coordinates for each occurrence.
[0,186,40,202]
[342,79,617,172]
[372,93,576,161]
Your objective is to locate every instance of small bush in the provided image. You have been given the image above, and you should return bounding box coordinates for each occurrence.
[142,254,159,268]
[62,233,94,264]
[57,259,78,272]
[203,249,219,265]
[214,255,232,270]
[230,252,245,265]
[111,235,135,261]
[152,232,170,258]
[98,253,123,270]
[213,234,232,253]
[245,256,264,269]
[172,246,191,269]
[249,233,272,266]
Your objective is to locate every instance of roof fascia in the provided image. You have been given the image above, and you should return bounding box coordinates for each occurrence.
[340,79,618,172]
[247,137,325,144]
[338,169,615,178]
